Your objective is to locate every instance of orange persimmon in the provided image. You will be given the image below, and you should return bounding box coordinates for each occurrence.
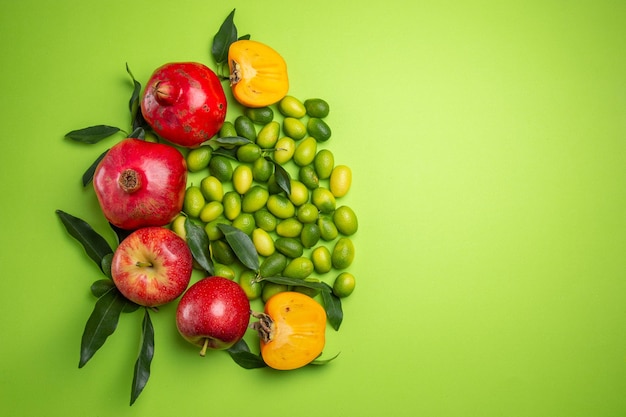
[228,39,289,108]
[253,291,326,370]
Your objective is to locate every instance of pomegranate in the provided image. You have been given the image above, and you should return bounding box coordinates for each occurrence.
[93,138,187,230]
[141,62,227,148]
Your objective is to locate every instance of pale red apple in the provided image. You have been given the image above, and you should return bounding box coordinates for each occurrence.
[111,227,193,307]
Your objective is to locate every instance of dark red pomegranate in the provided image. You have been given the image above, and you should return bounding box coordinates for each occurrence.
[141,62,227,148]
[93,138,187,230]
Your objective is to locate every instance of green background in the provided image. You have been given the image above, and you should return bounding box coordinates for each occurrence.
[1,0,626,415]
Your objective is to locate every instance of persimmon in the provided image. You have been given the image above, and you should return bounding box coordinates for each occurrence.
[252,291,326,370]
[228,39,289,108]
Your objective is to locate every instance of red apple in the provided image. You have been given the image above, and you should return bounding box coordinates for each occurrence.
[176,276,251,354]
[111,227,193,307]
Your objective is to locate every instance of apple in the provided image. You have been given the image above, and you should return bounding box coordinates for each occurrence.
[111,227,193,307]
[176,276,251,355]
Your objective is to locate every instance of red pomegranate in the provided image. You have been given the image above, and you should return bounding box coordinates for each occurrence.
[141,62,227,148]
[93,138,187,230]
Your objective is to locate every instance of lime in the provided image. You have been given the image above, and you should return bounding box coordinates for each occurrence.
[239,269,263,300]
[311,187,336,213]
[276,218,303,238]
[314,149,334,180]
[274,137,295,164]
[252,156,274,182]
[236,143,262,163]
[330,165,352,198]
[244,106,274,125]
[307,118,331,142]
[186,146,212,172]
[283,117,307,140]
[254,208,278,232]
[331,237,355,269]
[274,237,304,258]
[333,205,358,236]
[213,263,236,280]
[233,164,253,195]
[278,95,306,118]
[200,176,224,202]
[293,136,317,167]
[234,115,256,141]
[256,121,280,148]
[183,186,205,218]
[282,257,314,280]
[304,98,330,118]
[252,228,275,257]
[223,191,242,220]
[300,223,321,248]
[259,252,289,277]
[208,155,233,182]
[311,246,332,274]
[231,213,256,235]
[199,201,224,223]
[332,272,355,298]
[242,185,270,213]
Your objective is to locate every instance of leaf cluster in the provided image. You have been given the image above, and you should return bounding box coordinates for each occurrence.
[212,8,250,76]
[55,210,152,406]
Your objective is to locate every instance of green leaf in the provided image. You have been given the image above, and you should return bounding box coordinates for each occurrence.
[65,125,122,144]
[109,222,133,246]
[122,301,141,314]
[82,148,108,187]
[238,34,251,41]
[320,282,343,331]
[212,8,238,64]
[79,287,127,368]
[56,210,113,272]
[126,63,142,121]
[226,339,267,369]
[311,352,340,365]
[213,136,253,146]
[100,253,113,278]
[128,127,145,140]
[130,309,154,406]
[267,157,291,195]
[217,224,260,271]
[212,146,239,160]
[260,276,329,292]
[90,279,115,297]
[185,218,214,275]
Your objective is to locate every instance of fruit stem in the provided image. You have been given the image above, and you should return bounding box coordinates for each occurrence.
[118,169,141,193]
[199,338,209,357]
[135,261,153,268]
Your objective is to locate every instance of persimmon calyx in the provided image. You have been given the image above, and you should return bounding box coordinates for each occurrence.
[250,311,274,343]
[229,60,242,86]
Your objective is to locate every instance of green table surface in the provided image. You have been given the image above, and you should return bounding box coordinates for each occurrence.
[2,0,626,416]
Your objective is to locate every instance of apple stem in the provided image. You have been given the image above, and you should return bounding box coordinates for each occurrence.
[199,338,209,357]
[135,261,153,268]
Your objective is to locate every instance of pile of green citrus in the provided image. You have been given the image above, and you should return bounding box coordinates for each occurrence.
[173,95,358,302]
